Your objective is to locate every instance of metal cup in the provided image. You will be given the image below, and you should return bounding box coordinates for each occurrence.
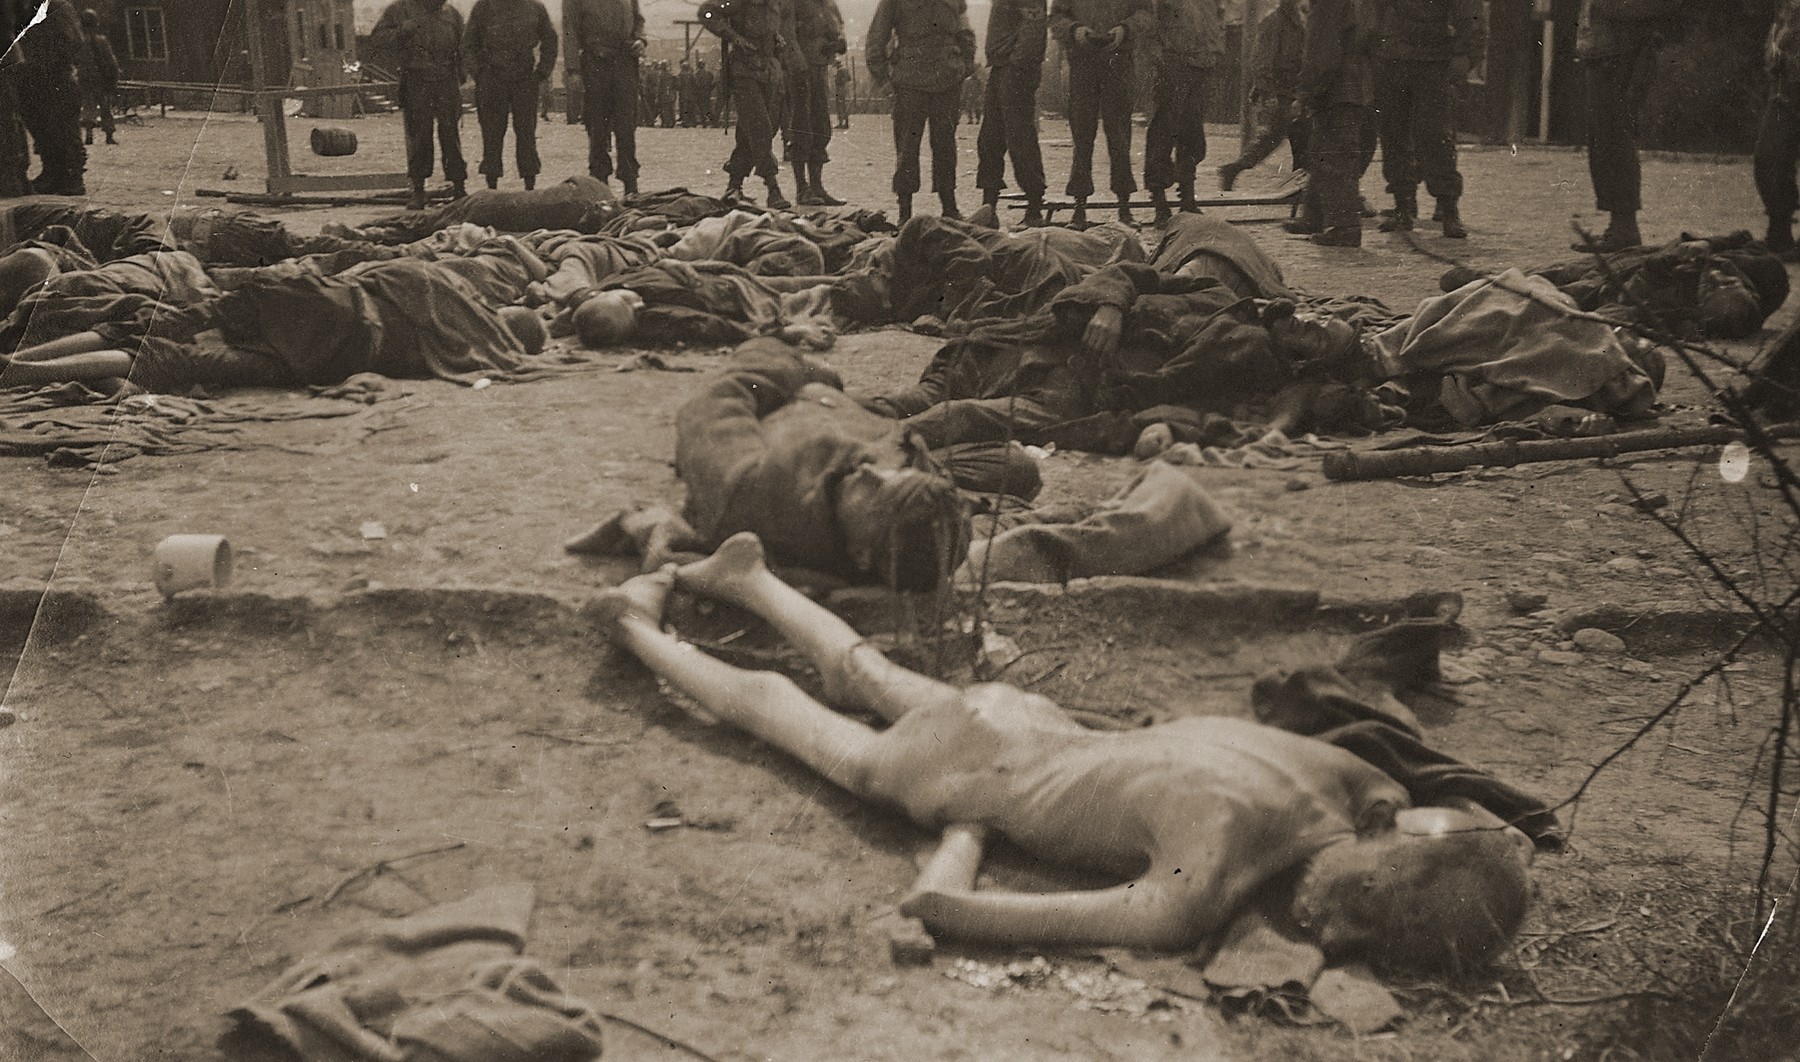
[153,534,234,600]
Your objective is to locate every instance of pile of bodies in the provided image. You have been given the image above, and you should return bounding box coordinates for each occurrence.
[4,186,1780,432]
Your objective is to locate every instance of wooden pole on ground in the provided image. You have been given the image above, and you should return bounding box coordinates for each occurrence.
[1321,424,1800,482]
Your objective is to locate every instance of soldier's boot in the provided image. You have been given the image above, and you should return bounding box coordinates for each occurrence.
[809,163,845,205]
[1150,188,1172,226]
[486,175,499,190]
[1178,183,1200,214]
[764,178,792,210]
[1217,161,1242,192]
[791,161,819,205]
[1021,195,1046,227]
[1573,210,1641,253]
[1116,203,1134,226]
[83,129,93,146]
[451,179,467,199]
[724,174,745,201]
[897,195,913,223]
[1070,198,1089,230]
[1438,197,1468,240]
[407,178,427,211]
[982,188,1000,208]
[939,189,961,220]
[524,175,536,190]
[1378,190,1416,233]
[1766,215,1796,255]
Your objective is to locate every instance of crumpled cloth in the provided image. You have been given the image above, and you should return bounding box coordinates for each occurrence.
[1368,269,1657,428]
[668,210,827,276]
[961,461,1233,583]
[221,883,603,1062]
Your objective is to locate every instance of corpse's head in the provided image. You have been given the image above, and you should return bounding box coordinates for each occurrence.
[1291,802,1534,978]
[835,464,971,593]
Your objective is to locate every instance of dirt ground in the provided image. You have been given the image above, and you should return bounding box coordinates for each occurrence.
[1,108,1795,1061]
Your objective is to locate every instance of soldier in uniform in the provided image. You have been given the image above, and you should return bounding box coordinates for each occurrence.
[867,0,977,222]
[700,0,795,208]
[787,0,848,204]
[76,8,120,148]
[1296,0,1377,247]
[976,0,1048,225]
[1218,0,1307,191]
[676,58,696,125]
[567,0,648,194]
[1573,0,1682,252]
[373,0,469,210]
[1048,0,1152,227]
[465,0,559,190]
[834,61,852,128]
[695,57,719,125]
[1143,0,1224,225]
[1371,0,1481,238]
[18,0,86,197]
[0,0,28,198]
[1756,0,1800,253]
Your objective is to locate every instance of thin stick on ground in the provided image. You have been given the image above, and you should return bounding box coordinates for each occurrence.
[320,841,468,906]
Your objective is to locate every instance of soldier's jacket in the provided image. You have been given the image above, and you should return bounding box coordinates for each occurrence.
[1301,0,1376,108]
[371,0,465,79]
[19,0,82,76]
[1149,0,1225,70]
[1768,0,1800,100]
[794,0,848,70]
[774,0,807,73]
[1377,0,1484,63]
[465,0,559,80]
[700,0,787,82]
[866,0,976,93]
[1250,0,1305,98]
[566,0,645,63]
[1047,0,1153,56]
[1576,0,1683,58]
[985,0,1047,72]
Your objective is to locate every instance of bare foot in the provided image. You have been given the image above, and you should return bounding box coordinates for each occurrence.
[591,566,676,627]
[674,532,768,604]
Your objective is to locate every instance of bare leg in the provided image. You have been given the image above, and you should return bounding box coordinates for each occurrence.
[902,874,1200,949]
[8,330,112,362]
[593,565,882,795]
[674,533,963,723]
[0,350,135,387]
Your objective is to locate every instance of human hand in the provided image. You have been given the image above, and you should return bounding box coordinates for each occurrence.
[1105,25,1126,49]
[1083,304,1124,358]
[1074,25,1101,46]
[633,38,647,57]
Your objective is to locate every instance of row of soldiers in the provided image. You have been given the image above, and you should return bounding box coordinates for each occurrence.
[639,59,721,128]
[0,0,122,201]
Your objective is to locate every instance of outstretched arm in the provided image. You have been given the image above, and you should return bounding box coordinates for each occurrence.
[901,874,1209,950]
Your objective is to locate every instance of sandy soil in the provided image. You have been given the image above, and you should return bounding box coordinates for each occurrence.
[0,108,1794,1061]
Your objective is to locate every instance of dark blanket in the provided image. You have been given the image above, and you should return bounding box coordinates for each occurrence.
[1253,622,1561,845]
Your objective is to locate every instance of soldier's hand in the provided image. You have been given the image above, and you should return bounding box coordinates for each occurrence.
[633,38,648,57]
[1105,26,1126,49]
[1074,25,1100,46]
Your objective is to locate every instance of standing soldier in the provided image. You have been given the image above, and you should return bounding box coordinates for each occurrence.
[642,58,663,125]
[1756,0,1800,254]
[1048,0,1151,227]
[0,0,28,198]
[465,0,558,191]
[1143,0,1224,225]
[694,57,719,125]
[373,0,468,210]
[867,0,977,222]
[787,0,848,204]
[18,0,85,197]
[1573,0,1682,252]
[659,60,679,126]
[676,58,696,125]
[1218,0,1308,191]
[1296,0,1377,247]
[1371,0,1481,238]
[834,60,852,128]
[976,0,1048,225]
[700,0,794,208]
[76,8,119,148]
[568,0,648,194]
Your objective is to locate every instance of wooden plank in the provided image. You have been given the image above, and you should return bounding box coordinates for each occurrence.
[266,172,412,194]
